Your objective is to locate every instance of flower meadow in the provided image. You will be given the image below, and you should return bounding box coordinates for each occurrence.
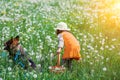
[0,0,120,80]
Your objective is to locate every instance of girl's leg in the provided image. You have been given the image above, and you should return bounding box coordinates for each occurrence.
[62,59,73,71]
[62,59,66,66]
[67,59,73,71]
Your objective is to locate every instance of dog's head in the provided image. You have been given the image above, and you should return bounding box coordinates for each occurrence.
[4,36,19,52]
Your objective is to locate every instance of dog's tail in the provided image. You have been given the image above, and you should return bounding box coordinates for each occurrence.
[28,59,36,69]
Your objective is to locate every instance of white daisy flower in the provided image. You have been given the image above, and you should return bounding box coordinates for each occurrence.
[8,67,12,71]
[48,66,52,69]
[103,67,107,71]
[112,38,117,41]
[0,78,3,80]
[33,74,37,78]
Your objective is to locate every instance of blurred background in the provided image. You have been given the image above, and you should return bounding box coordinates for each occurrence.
[0,0,120,80]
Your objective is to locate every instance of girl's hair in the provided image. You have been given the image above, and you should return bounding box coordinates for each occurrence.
[56,30,70,35]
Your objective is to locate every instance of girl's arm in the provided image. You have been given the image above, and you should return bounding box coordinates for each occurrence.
[57,34,64,54]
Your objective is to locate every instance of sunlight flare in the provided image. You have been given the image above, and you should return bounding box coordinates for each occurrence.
[113,3,120,9]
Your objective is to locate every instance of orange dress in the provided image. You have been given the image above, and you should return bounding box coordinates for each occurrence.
[61,32,81,60]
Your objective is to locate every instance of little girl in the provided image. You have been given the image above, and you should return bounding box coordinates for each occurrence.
[55,22,81,71]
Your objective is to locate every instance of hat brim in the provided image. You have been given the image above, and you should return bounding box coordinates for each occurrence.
[55,28,70,31]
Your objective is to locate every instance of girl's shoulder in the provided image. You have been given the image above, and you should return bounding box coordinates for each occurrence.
[62,31,72,35]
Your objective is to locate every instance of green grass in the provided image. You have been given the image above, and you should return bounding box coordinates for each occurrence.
[0,0,120,80]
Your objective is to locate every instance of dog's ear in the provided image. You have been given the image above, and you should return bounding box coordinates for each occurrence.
[15,35,19,41]
[15,35,19,39]
[11,36,13,39]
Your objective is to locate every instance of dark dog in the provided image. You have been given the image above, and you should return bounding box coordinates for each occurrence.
[4,36,36,69]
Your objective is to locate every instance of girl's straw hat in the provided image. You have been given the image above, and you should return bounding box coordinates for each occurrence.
[55,22,70,31]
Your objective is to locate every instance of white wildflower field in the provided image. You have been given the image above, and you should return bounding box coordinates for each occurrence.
[0,0,120,80]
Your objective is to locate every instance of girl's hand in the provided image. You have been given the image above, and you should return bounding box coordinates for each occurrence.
[57,47,62,53]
